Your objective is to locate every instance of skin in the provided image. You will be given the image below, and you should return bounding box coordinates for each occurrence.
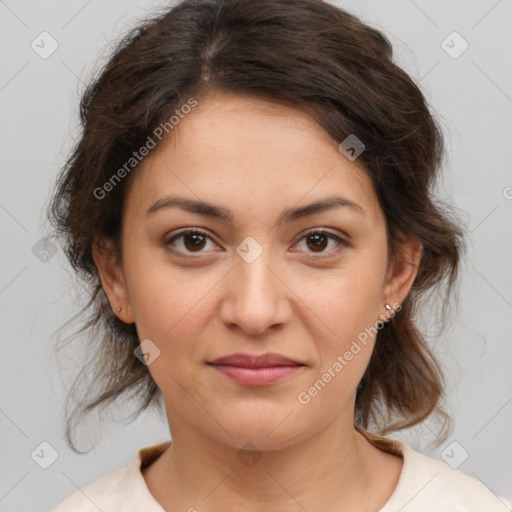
[93,92,422,512]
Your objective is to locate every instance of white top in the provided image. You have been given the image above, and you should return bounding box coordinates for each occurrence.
[51,440,512,511]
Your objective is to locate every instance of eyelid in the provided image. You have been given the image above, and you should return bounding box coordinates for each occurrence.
[291,228,350,255]
[164,227,349,256]
[164,228,217,254]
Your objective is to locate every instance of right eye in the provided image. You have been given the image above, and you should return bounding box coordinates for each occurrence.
[164,228,219,256]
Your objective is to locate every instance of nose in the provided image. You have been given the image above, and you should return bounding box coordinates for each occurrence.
[219,246,293,337]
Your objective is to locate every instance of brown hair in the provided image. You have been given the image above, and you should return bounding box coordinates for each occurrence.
[48,0,466,453]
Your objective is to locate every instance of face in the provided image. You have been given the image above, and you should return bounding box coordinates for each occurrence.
[94,92,420,451]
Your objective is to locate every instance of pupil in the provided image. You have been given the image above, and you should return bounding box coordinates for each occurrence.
[185,233,205,251]
[308,234,327,251]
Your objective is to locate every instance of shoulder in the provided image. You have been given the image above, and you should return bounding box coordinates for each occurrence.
[50,442,170,512]
[381,440,512,511]
[50,464,135,512]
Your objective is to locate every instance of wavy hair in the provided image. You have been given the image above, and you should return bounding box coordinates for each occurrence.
[48,0,466,453]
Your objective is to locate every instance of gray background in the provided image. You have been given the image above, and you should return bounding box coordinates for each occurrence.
[1,0,511,510]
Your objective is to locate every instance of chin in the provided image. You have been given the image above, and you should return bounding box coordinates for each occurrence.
[215,418,309,452]
[222,434,299,453]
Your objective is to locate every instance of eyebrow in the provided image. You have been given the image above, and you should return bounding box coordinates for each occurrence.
[146,194,365,223]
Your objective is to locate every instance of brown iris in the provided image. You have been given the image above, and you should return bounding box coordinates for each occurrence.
[183,232,207,252]
[306,233,328,252]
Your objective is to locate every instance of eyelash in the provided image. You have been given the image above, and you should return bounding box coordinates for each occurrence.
[164,228,349,258]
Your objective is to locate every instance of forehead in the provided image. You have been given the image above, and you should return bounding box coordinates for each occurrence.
[126,93,381,224]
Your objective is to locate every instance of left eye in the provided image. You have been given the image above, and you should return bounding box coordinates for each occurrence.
[164,229,347,256]
[294,229,347,255]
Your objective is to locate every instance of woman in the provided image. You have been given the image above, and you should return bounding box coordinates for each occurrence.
[49,0,512,510]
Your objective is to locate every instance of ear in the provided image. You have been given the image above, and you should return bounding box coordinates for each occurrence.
[382,231,423,310]
[92,239,135,323]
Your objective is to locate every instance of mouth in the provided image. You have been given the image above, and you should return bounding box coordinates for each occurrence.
[207,352,305,386]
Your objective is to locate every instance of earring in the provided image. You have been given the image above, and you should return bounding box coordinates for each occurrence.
[385,304,393,311]
[117,307,122,313]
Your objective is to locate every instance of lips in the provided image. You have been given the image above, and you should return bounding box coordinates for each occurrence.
[207,352,305,386]
[208,352,304,368]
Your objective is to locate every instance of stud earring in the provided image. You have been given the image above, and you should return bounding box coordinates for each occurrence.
[385,303,393,311]
[117,307,122,313]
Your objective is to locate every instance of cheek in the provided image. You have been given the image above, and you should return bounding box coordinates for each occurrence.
[125,267,216,401]
[306,259,387,340]
[299,252,388,379]
[123,250,223,379]
[128,270,215,344]
[121,232,207,336]
[293,274,384,416]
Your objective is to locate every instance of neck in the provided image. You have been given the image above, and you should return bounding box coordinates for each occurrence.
[142,412,401,512]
